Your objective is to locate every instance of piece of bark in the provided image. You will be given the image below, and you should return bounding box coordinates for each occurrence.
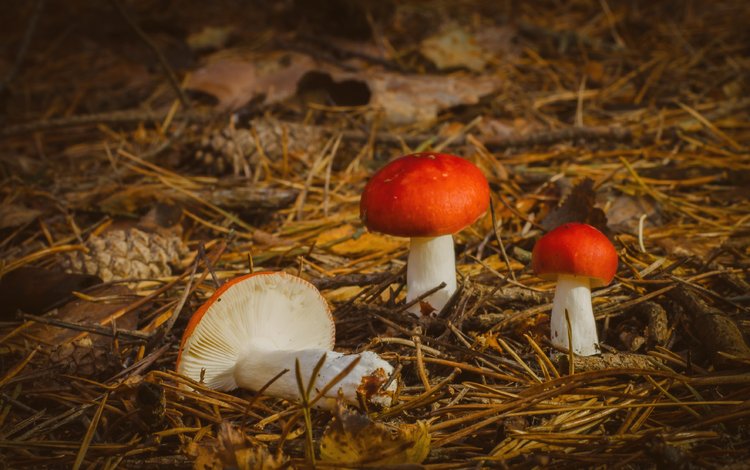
[202,185,298,211]
[629,301,670,347]
[555,352,664,373]
[668,286,750,367]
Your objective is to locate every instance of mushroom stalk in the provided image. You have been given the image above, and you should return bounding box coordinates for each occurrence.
[406,234,456,315]
[234,346,394,408]
[549,274,600,356]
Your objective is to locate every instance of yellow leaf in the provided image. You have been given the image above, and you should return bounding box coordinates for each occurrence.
[458,253,525,277]
[316,224,403,256]
[320,408,431,466]
[323,286,364,303]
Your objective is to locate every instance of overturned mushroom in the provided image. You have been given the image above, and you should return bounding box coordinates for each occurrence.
[176,272,395,408]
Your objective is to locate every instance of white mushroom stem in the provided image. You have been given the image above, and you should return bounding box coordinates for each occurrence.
[550,274,600,356]
[233,346,395,408]
[406,234,457,316]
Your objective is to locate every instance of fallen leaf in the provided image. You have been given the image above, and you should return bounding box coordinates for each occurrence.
[320,407,430,466]
[366,70,497,124]
[187,421,288,470]
[185,51,316,110]
[0,267,101,319]
[323,285,364,303]
[316,224,403,256]
[474,25,519,60]
[187,47,499,124]
[605,193,661,235]
[421,24,490,71]
[23,284,137,346]
[459,253,525,278]
[10,284,140,377]
[540,178,611,236]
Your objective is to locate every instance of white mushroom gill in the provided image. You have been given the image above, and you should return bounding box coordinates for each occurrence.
[406,234,456,316]
[177,272,396,408]
[549,274,600,356]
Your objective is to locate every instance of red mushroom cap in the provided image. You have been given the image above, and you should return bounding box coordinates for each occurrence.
[360,152,490,237]
[531,223,618,287]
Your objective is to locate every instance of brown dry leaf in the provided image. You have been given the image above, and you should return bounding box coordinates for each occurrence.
[316,224,403,256]
[653,235,724,260]
[421,24,517,71]
[474,25,519,60]
[475,332,504,355]
[541,178,610,236]
[320,407,430,466]
[188,422,288,470]
[421,24,490,71]
[185,51,316,110]
[365,71,497,124]
[605,192,661,235]
[9,284,139,377]
[0,203,42,230]
[0,267,101,319]
[23,284,137,346]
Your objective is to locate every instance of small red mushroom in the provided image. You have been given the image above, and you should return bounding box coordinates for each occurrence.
[176,272,395,408]
[360,152,490,316]
[531,223,618,356]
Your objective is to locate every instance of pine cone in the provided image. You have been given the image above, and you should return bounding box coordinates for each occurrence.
[64,228,187,282]
[193,118,329,175]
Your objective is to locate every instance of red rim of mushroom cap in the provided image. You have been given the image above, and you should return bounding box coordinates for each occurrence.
[531,223,618,287]
[360,152,490,237]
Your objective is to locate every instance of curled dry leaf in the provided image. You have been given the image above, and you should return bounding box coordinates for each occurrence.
[186,48,499,124]
[185,51,316,110]
[320,407,431,466]
[187,421,288,470]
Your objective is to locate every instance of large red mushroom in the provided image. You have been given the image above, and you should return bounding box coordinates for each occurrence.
[531,223,618,356]
[360,152,490,316]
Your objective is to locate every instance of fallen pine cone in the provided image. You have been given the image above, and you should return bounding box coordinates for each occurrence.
[64,227,187,282]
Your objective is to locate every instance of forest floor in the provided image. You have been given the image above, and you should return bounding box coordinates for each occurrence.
[1,0,749,468]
